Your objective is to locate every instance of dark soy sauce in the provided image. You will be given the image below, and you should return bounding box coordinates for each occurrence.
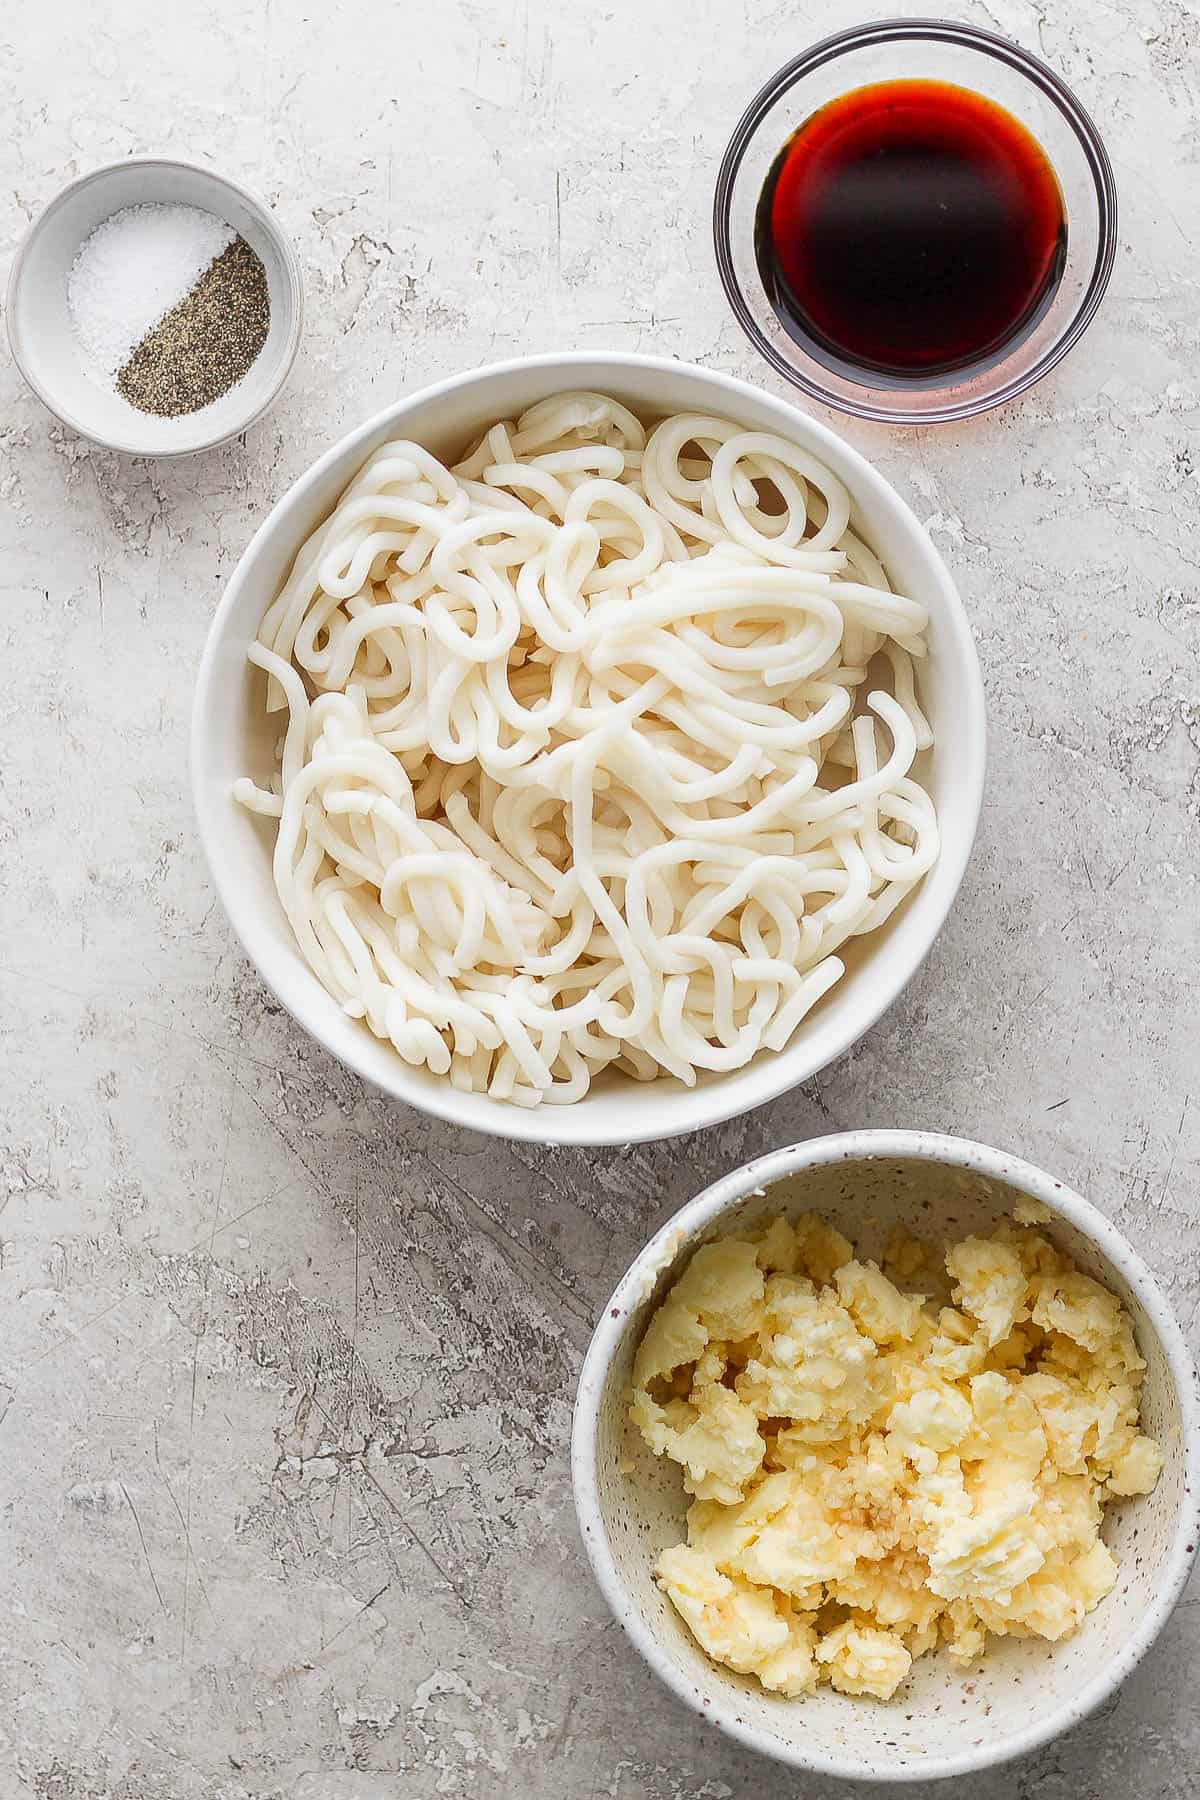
[756,79,1067,382]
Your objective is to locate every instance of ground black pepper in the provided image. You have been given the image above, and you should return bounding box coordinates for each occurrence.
[116,236,270,417]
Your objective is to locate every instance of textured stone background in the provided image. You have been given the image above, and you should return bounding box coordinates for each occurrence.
[1,1,1198,1795]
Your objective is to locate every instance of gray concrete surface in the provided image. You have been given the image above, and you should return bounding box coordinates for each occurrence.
[2,1,1198,1795]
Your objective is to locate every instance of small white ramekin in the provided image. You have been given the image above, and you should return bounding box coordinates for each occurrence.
[6,156,303,457]
[572,1131,1200,1781]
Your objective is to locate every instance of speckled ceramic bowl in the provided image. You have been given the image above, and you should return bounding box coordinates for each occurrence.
[572,1132,1200,1782]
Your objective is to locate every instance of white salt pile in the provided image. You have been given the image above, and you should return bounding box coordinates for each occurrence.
[67,202,235,378]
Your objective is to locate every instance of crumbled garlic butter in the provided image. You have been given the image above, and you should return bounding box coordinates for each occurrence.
[630,1210,1162,1701]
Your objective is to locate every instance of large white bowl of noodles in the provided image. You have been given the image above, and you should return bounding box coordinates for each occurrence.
[191,354,985,1144]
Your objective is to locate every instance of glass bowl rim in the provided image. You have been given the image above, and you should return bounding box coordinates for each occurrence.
[712,16,1119,425]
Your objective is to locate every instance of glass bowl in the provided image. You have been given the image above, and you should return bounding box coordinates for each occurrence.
[713,18,1117,425]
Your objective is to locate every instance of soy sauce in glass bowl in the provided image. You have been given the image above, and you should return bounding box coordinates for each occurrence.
[714,20,1116,425]
[757,79,1066,382]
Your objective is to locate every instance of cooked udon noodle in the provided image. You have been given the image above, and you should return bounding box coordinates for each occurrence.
[235,393,938,1106]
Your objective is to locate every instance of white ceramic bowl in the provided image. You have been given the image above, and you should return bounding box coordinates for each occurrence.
[191,353,985,1144]
[572,1132,1200,1781]
[6,157,303,456]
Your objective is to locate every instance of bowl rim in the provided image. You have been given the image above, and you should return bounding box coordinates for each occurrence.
[712,16,1119,425]
[190,350,986,1145]
[5,153,305,458]
[571,1129,1200,1780]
